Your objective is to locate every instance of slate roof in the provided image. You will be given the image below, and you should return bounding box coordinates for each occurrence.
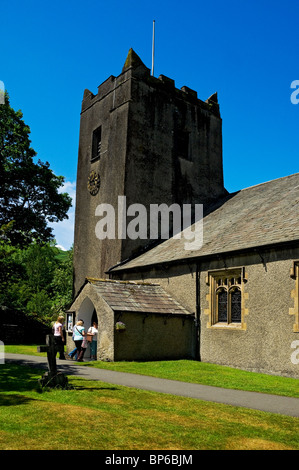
[86,278,192,315]
[111,173,299,272]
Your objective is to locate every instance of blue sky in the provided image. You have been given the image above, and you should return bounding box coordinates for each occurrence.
[1,0,299,249]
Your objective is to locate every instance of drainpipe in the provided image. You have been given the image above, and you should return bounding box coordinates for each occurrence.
[195,263,201,361]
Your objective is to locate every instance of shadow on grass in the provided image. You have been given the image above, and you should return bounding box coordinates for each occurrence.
[0,393,35,406]
[0,363,43,407]
[0,363,44,393]
[0,362,121,399]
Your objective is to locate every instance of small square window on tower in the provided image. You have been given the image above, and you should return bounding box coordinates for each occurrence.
[91,126,102,161]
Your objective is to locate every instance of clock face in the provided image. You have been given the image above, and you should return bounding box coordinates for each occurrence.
[87,170,101,196]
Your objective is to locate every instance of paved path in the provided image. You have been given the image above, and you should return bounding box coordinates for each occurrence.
[4,353,299,418]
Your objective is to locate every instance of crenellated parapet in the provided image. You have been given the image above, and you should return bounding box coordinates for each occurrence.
[81,48,220,117]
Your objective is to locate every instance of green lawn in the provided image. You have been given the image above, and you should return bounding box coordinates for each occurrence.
[0,362,298,450]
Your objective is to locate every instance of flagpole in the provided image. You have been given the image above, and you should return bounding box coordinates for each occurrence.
[151,20,155,76]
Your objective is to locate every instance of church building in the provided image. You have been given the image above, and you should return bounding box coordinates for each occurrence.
[67,49,299,378]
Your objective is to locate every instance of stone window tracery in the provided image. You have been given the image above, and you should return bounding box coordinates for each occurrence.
[205,268,248,330]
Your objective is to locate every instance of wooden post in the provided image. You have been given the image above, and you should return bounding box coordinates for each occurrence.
[46,334,57,375]
[37,334,68,388]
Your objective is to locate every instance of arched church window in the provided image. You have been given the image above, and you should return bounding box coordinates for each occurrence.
[206,268,247,329]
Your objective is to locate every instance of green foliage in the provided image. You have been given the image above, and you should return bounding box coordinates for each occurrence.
[50,248,73,317]
[0,92,72,246]
[0,222,24,307]
[0,233,73,325]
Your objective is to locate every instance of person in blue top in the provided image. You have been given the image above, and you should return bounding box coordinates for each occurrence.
[73,320,85,362]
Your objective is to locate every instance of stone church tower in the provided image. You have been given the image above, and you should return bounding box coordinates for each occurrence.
[73,49,226,294]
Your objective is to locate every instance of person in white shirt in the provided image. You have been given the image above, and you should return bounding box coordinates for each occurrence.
[88,322,98,360]
[73,320,85,362]
[53,315,65,359]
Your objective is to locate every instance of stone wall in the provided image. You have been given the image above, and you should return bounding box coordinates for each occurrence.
[200,247,299,378]
[114,311,196,361]
[112,245,299,377]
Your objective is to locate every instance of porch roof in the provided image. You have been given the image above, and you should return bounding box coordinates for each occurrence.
[86,278,192,316]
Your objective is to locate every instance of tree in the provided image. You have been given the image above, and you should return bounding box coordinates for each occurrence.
[0,232,73,325]
[51,248,73,316]
[0,93,72,246]
[0,222,24,308]
[21,244,73,323]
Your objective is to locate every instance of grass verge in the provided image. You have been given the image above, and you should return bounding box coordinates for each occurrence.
[0,363,298,450]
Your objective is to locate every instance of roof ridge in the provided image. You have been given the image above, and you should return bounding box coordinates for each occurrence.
[86,277,159,286]
[239,172,299,193]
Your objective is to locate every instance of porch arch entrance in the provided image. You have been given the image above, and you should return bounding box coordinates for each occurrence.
[77,297,97,325]
[77,297,98,359]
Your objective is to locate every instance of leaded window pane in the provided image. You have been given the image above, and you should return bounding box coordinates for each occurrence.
[231,289,241,323]
[217,290,227,322]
